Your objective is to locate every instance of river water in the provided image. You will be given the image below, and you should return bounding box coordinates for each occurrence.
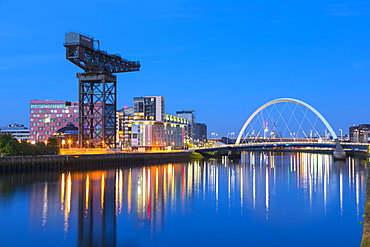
[0,151,366,247]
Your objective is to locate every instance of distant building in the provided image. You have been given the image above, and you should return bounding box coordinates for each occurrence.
[176,110,195,143]
[0,124,30,142]
[176,110,207,146]
[30,100,78,143]
[52,122,78,147]
[194,123,207,146]
[118,96,188,151]
[349,124,370,142]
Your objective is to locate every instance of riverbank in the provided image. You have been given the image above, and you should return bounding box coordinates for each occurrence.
[0,151,194,172]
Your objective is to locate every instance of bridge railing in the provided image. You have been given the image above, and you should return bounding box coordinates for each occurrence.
[194,141,370,150]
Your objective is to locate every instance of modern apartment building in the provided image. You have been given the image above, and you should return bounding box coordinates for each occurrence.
[118,96,188,151]
[30,100,79,143]
[133,96,165,121]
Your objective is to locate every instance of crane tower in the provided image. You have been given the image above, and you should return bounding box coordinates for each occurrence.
[64,32,140,148]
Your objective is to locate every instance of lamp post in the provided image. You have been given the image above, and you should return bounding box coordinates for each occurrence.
[211,132,218,142]
[68,139,72,149]
[227,132,235,144]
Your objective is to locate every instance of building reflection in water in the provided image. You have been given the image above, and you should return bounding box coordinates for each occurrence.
[25,151,366,246]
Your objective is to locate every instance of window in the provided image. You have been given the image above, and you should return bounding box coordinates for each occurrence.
[56,114,63,117]
[30,110,34,113]
[30,103,66,109]
[45,131,51,135]
[33,123,40,126]
[39,118,45,122]
[39,110,46,113]
[30,119,34,122]
[50,110,57,113]
[33,114,40,117]
[62,118,69,122]
[56,123,63,126]
[44,114,51,117]
[68,114,74,117]
[38,127,45,130]
[51,127,57,130]
[62,110,69,113]
[44,123,51,126]
[74,109,78,113]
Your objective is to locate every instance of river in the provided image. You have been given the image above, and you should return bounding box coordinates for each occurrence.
[0,151,366,246]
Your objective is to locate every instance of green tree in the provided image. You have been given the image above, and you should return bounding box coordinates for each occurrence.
[1,138,19,156]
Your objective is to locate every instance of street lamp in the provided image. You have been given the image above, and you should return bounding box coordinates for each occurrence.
[227,132,235,144]
[211,132,218,142]
[68,139,72,149]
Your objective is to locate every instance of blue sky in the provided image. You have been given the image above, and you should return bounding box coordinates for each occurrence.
[1,0,370,137]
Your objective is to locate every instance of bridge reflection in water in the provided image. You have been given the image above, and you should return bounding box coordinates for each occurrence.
[1,152,366,246]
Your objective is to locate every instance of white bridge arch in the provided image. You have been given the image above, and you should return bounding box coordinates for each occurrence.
[235,98,338,145]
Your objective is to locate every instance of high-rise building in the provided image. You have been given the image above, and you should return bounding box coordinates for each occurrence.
[30,100,79,143]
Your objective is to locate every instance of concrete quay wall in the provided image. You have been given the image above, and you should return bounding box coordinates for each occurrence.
[0,152,191,172]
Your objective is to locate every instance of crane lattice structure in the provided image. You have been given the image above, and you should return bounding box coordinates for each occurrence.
[64,32,140,148]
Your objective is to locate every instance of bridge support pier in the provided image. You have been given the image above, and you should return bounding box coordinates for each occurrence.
[333,139,346,159]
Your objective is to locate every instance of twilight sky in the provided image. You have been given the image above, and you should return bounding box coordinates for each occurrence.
[1,0,370,137]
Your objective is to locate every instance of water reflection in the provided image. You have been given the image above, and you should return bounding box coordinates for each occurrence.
[0,151,366,247]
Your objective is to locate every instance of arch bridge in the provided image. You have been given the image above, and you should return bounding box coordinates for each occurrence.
[198,98,365,159]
